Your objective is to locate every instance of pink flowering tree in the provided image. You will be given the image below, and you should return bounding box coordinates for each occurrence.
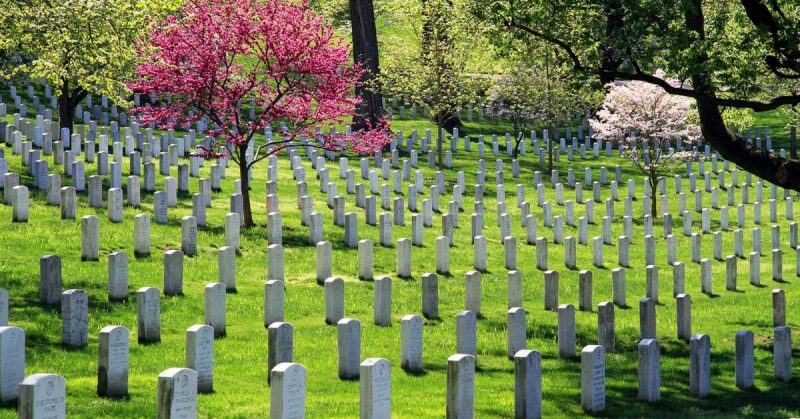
[129,0,391,227]
[590,71,701,216]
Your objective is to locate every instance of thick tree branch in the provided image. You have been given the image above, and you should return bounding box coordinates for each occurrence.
[503,19,584,71]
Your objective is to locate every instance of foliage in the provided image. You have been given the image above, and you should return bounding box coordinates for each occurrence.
[131,0,391,226]
[381,0,475,121]
[380,0,483,169]
[722,107,755,134]
[379,0,506,76]
[0,0,163,107]
[486,63,597,138]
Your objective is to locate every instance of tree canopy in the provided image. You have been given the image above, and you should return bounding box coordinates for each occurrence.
[470,0,800,190]
[0,0,174,130]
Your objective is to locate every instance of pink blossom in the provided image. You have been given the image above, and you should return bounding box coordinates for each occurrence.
[129,0,390,161]
[589,71,701,144]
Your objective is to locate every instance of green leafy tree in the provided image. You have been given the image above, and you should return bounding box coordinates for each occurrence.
[1,0,164,132]
[487,56,598,168]
[382,0,480,170]
[470,0,800,190]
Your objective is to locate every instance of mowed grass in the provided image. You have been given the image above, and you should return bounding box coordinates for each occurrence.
[2,104,800,417]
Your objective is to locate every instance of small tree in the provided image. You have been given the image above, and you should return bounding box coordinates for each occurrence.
[486,68,542,158]
[381,0,477,170]
[131,0,391,228]
[589,72,701,217]
[486,59,595,161]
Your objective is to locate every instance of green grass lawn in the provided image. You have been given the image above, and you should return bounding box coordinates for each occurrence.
[2,90,800,417]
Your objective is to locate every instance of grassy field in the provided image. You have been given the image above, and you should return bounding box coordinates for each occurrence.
[1,92,800,417]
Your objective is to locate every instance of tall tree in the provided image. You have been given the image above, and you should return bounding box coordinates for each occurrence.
[349,0,384,130]
[383,0,476,170]
[486,59,596,162]
[131,0,391,228]
[470,0,800,191]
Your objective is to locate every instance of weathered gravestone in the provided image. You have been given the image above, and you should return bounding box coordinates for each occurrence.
[156,368,197,419]
[337,318,361,380]
[456,310,477,357]
[0,326,25,402]
[164,250,184,296]
[61,289,88,348]
[325,277,345,325]
[267,322,293,386]
[270,363,306,419]
[514,349,542,419]
[134,214,151,257]
[360,358,391,419]
[774,326,792,382]
[217,246,236,292]
[581,345,605,413]
[446,354,475,419]
[638,339,660,402]
[18,373,66,419]
[374,277,392,326]
[264,280,285,327]
[97,325,129,397]
[400,315,423,373]
[81,215,100,261]
[689,334,711,397]
[507,307,526,359]
[203,283,226,338]
[11,185,28,222]
[735,330,754,390]
[186,324,214,394]
[39,255,62,306]
[107,252,128,301]
[137,287,160,343]
[422,273,439,320]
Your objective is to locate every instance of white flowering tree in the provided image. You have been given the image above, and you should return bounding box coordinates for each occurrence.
[590,72,701,216]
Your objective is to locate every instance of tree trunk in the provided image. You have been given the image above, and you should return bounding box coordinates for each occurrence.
[57,78,87,134]
[649,176,658,217]
[349,0,384,130]
[58,82,75,133]
[791,121,797,159]
[238,144,254,228]
[58,94,75,134]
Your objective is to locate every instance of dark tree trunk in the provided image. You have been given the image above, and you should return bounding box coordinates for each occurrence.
[349,0,384,130]
[238,143,254,228]
[791,104,797,159]
[434,109,461,131]
[649,175,658,217]
[58,93,75,134]
[58,80,75,134]
[57,78,87,134]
